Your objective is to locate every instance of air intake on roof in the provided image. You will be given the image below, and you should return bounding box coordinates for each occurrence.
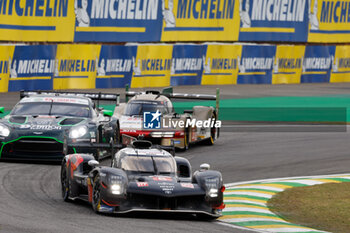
[132,140,152,149]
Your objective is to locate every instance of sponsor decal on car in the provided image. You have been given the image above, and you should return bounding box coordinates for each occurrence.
[181,183,194,189]
[136,182,149,187]
[19,124,62,130]
[120,116,143,129]
[158,182,175,194]
[152,176,173,181]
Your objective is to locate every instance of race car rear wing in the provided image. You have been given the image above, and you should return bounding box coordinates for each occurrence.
[20,91,120,106]
[125,86,220,116]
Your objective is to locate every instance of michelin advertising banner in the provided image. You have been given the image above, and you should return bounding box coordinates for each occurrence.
[237,45,276,84]
[0,46,14,92]
[73,0,163,42]
[160,0,240,41]
[237,0,309,42]
[2,43,350,92]
[330,45,350,83]
[201,44,241,85]
[8,45,57,92]
[131,44,173,88]
[54,44,101,89]
[0,0,75,41]
[96,45,137,88]
[272,45,305,84]
[307,0,350,42]
[301,45,335,83]
[1,0,350,43]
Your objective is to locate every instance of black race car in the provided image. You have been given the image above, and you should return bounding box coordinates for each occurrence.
[0,91,120,161]
[61,140,225,219]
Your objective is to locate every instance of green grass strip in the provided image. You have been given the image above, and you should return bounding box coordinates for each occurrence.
[224,194,269,201]
[224,202,267,208]
[262,182,308,187]
[226,188,278,193]
[235,220,304,227]
[316,178,350,183]
[222,211,278,218]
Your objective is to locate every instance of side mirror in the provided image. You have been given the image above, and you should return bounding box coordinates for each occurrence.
[200,163,210,171]
[88,160,99,167]
[103,110,113,117]
[0,107,4,114]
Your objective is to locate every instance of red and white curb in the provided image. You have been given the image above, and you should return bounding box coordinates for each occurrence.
[217,174,350,233]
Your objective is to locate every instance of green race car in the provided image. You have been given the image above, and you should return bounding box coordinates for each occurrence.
[0,91,120,161]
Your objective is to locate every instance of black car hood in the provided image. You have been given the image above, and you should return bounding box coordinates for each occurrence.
[127,175,205,197]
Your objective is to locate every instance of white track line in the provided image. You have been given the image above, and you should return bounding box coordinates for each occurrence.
[222,217,287,223]
[224,199,267,206]
[224,191,273,199]
[227,185,285,192]
[223,207,273,214]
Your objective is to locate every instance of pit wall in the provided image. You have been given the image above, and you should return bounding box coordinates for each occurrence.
[0,0,348,43]
[0,43,349,92]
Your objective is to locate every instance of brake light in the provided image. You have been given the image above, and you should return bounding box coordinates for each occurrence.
[214,203,226,210]
[221,186,226,193]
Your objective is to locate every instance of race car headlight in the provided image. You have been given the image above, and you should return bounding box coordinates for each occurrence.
[69,126,88,139]
[107,175,125,195]
[0,124,10,137]
[208,188,218,198]
[110,184,122,195]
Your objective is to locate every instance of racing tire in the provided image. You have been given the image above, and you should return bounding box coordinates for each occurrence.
[182,127,190,151]
[114,122,121,144]
[203,113,217,146]
[61,164,70,202]
[92,174,102,213]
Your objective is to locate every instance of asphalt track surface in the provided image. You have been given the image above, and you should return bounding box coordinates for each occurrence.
[1,83,350,233]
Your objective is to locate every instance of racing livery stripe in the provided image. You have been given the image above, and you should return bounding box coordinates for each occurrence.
[219,174,350,233]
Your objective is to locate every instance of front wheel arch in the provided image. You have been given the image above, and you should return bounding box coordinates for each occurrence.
[203,111,217,146]
[60,161,70,202]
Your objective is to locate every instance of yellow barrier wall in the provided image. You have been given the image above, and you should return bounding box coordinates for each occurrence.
[54,44,101,90]
[0,46,15,92]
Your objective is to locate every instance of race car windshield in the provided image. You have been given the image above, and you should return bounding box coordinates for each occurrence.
[11,102,91,118]
[124,101,168,116]
[121,155,176,175]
